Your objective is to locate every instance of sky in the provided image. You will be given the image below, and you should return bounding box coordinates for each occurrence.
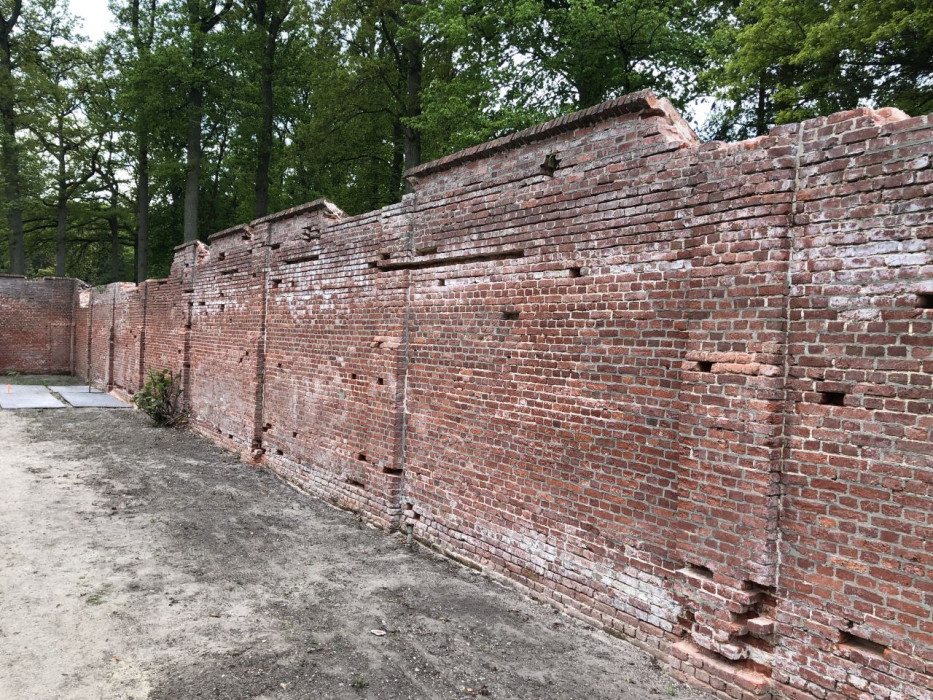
[70,0,116,43]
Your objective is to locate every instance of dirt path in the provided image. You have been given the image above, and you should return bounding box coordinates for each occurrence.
[0,407,713,700]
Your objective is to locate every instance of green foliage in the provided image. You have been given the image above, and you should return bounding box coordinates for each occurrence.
[133,369,186,427]
[704,0,933,139]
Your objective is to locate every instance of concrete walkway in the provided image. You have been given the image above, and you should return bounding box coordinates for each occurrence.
[0,384,128,409]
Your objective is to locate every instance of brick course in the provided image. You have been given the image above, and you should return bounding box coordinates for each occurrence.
[2,91,930,700]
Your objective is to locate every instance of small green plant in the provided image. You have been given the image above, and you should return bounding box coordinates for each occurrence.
[134,369,186,427]
[350,676,369,690]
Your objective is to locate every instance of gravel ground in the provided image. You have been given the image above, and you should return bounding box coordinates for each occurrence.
[0,396,715,700]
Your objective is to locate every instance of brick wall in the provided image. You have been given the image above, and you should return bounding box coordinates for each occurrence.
[1,91,930,700]
[0,275,77,374]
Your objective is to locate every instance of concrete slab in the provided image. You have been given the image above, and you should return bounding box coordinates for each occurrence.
[50,385,103,395]
[57,391,129,408]
[0,385,66,409]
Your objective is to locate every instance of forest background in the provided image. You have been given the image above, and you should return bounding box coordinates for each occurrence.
[0,0,930,283]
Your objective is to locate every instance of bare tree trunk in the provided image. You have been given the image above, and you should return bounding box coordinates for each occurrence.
[55,195,68,277]
[183,82,203,243]
[255,32,275,218]
[402,32,422,185]
[109,213,122,282]
[137,134,149,281]
[0,3,25,275]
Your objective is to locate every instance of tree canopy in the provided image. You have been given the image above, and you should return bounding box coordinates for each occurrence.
[1,0,930,282]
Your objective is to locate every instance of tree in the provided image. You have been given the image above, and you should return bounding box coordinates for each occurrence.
[504,0,715,112]
[29,35,101,276]
[0,0,24,274]
[177,0,233,243]
[245,0,293,218]
[112,0,160,281]
[705,0,933,139]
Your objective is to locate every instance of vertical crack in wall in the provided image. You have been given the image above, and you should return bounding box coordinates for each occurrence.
[252,227,272,460]
[774,121,807,595]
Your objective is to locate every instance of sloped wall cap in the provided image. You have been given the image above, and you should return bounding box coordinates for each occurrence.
[207,198,346,243]
[405,90,698,180]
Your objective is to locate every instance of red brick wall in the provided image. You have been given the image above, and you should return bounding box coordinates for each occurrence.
[73,287,91,379]
[1,91,930,700]
[111,283,145,398]
[0,276,77,375]
[774,108,933,700]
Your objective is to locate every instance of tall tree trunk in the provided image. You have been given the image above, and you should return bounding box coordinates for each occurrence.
[183,81,203,242]
[109,214,122,282]
[402,33,422,183]
[255,32,276,218]
[391,119,405,200]
[2,135,24,275]
[755,77,768,137]
[55,194,68,277]
[137,133,149,281]
[55,126,67,277]
[0,7,25,275]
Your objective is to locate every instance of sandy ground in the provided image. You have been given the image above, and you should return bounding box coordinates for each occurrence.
[0,401,714,700]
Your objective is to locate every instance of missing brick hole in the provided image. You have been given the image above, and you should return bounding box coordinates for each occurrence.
[346,478,365,489]
[540,152,561,176]
[568,266,582,278]
[357,452,367,462]
[380,252,391,260]
[275,449,284,456]
[271,279,282,288]
[687,563,714,579]
[502,310,520,321]
[270,243,281,251]
[292,431,298,438]
[917,293,933,309]
[438,278,445,286]
[377,377,384,385]
[677,608,695,630]
[383,467,403,475]
[219,304,225,312]
[262,423,272,432]
[218,252,226,261]
[697,360,713,372]
[368,261,378,268]
[351,373,357,380]
[820,391,846,406]
[839,631,887,657]
[417,246,438,256]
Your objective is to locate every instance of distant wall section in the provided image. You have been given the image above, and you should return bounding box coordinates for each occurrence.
[0,276,77,375]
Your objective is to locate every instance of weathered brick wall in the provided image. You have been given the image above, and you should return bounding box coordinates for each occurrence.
[111,283,145,398]
[87,285,115,388]
[0,276,77,374]
[259,201,410,529]
[73,287,91,379]
[1,91,930,700]
[774,108,933,700]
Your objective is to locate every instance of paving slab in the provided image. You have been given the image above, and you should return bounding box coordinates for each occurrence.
[55,389,129,408]
[0,385,65,409]
[49,385,103,395]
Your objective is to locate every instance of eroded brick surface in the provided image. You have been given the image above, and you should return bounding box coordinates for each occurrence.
[3,92,931,700]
